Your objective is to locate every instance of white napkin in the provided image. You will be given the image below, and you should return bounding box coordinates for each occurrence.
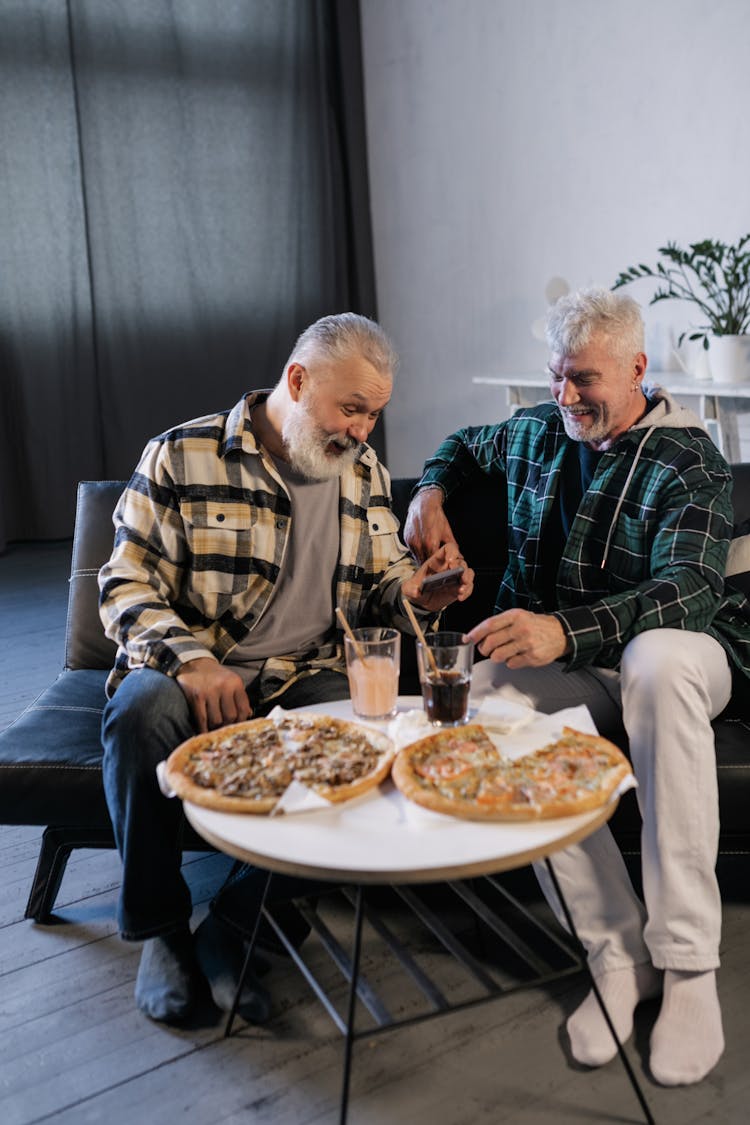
[387,708,431,749]
[497,703,598,759]
[270,779,333,816]
[612,774,638,800]
[472,694,536,735]
[156,760,176,798]
[266,704,289,721]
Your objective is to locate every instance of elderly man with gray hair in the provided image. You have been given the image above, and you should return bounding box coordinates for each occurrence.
[405,287,750,1086]
[99,312,473,1025]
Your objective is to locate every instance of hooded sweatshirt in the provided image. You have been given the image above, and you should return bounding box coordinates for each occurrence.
[418,386,750,680]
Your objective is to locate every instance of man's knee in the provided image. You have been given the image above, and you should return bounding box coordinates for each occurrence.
[102,669,194,772]
[622,630,732,724]
[621,630,712,701]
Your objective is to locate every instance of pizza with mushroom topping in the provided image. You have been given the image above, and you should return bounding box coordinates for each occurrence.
[164,712,395,813]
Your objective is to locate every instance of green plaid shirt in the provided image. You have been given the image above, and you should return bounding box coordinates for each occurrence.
[418,400,750,678]
[99,392,421,702]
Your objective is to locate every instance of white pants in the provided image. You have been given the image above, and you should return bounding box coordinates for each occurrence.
[471,630,732,974]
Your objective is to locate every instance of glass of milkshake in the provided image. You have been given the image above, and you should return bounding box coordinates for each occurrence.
[344,627,400,721]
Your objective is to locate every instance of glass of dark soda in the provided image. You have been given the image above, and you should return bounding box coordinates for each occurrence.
[416,631,474,726]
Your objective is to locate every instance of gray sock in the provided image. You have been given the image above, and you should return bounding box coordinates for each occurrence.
[134,927,199,1023]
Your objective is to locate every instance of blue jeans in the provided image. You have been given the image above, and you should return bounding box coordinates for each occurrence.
[101,667,350,940]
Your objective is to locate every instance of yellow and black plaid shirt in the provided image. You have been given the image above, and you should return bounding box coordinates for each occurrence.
[99,392,422,703]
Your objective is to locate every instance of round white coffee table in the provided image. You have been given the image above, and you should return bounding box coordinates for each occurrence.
[184,696,619,883]
[183,697,652,1125]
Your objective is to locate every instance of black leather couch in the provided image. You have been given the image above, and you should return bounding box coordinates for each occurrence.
[2,472,749,922]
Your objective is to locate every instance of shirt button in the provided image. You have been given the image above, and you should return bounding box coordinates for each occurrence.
[372,523,379,531]
[276,519,284,529]
[216,513,225,522]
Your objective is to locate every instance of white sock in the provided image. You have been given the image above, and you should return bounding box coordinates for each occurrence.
[567,962,662,1067]
[650,969,724,1086]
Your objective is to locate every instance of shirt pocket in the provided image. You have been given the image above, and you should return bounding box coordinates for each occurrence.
[603,512,651,587]
[366,505,403,579]
[180,500,258,596]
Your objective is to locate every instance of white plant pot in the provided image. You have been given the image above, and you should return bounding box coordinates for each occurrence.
[672,337,712,381]
[708,335,750,383]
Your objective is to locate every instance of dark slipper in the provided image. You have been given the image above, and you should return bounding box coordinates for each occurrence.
[194,913,272,1024]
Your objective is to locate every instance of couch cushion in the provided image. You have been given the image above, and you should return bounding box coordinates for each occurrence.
[65,481,123,672]
[0,670,111,826]
[727,463,750,598]
[713,715,750,851]
[730,462,750,528]
[605,713,750,853]
[726,534,750,599]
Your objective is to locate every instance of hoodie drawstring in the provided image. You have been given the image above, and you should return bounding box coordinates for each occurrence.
[600,426,656,569]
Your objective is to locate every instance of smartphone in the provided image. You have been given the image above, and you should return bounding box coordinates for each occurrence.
[420,566,465,594]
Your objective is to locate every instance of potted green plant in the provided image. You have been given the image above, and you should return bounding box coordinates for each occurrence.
[613,234,750,382]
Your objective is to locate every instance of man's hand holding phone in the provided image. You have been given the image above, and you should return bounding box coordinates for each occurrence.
[420,566,466,595]
[401,546,474,612]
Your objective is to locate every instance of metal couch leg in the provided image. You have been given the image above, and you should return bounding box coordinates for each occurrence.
[24,825,116,923]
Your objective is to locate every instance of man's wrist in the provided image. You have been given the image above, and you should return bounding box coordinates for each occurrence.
[550,612,574,657]
[415,483,446,501]
[175,655,220,676]
[398,587,435,620]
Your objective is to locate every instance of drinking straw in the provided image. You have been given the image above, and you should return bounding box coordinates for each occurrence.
[402,598,439,675]
[335,606,370,665]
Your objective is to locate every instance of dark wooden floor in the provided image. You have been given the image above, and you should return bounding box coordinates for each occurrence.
[1,540,749,1124]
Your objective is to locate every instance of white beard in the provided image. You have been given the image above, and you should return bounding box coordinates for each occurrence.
[560,407,609,444]
[281,399,358,481]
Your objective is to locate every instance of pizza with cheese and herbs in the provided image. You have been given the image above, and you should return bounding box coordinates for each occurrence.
[164,712,395,814]
[391,724,632,820]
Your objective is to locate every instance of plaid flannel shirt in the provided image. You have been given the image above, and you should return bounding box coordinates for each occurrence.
[99,392,422,702]
[418,399,750,679]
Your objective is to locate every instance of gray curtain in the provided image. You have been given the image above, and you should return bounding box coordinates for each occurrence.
[0,0,377,549]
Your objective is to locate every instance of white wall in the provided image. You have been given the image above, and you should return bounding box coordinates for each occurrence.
[361,0,750,475]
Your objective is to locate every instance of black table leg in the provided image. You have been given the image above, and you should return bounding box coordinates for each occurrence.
[544,858,655,1125]
[339,884,365,1125]
[224,868,274,1038]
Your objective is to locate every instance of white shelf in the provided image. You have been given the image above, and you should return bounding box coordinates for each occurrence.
[473,373,750,399]
[472,373,750,462]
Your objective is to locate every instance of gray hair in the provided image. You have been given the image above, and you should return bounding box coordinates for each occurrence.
[288,312,399,378]
[545,287,645,359]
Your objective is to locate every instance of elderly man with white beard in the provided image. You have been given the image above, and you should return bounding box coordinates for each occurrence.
[98,312,473,1025]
